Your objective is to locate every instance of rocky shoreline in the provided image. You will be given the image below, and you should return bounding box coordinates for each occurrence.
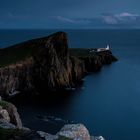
[0,32,117,139]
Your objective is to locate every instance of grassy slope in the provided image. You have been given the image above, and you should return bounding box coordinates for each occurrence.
[0,128,24,140]
[0,46,33,67]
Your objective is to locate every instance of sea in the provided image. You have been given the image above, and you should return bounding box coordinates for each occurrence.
[1,29,140,140]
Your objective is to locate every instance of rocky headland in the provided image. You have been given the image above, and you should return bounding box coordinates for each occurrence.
[0,31,117,97]
[0,31,117,139]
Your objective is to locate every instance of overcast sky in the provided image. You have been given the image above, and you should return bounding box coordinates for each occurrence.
[0,0,140,29]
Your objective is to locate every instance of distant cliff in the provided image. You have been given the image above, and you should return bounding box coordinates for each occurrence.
[0,32,117,97]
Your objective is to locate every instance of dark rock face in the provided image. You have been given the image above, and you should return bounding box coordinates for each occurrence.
[70,56,85,83]
[80,50,117,72]
[80,55,102,72]
[0,32,117,97]
[0,58,34,97]
[97,50,118,64]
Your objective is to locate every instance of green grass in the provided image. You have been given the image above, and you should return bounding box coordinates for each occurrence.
[0,128,24,140]
[0,101,9,108]
[0,46,33,67]
[69,48,97,57]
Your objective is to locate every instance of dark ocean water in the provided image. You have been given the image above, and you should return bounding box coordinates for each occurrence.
[1,29,140,140]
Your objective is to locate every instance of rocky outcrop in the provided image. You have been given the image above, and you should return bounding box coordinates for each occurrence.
[0,58,34,97]
[0,100,22,128]
[57,124,91,140]
[0,106,10,123]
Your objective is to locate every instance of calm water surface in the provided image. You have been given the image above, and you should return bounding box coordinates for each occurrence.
[1,29,140,140]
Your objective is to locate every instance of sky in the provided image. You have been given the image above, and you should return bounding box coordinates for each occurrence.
[0,0,140,29]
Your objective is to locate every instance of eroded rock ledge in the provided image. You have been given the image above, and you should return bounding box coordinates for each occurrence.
[0,32,117,97]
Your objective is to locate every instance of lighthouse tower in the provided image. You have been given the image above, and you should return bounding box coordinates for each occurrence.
[106,45,110,50]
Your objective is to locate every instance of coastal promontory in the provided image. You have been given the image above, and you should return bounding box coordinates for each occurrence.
[0,32,117,97]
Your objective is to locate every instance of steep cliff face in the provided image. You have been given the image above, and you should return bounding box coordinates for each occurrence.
[0,58,34,97]
[70,56,85,83]
[32,32,78,90]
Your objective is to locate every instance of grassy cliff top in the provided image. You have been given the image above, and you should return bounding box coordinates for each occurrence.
[69,48,97,58]
[0,46,33,67]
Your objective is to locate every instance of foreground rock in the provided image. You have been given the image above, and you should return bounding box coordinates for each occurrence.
[0,100,22,128]
[37,124,105,140]
[0,98,105,140]
[0,100,104,140]
[57,124,91,140]
[0,123,105,140]
[0,32,117,97]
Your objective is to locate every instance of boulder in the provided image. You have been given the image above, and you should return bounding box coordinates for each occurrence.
[4,102,22,128]
[0,101,22,128]
[57,124,91,140]
[0,107,10,123]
